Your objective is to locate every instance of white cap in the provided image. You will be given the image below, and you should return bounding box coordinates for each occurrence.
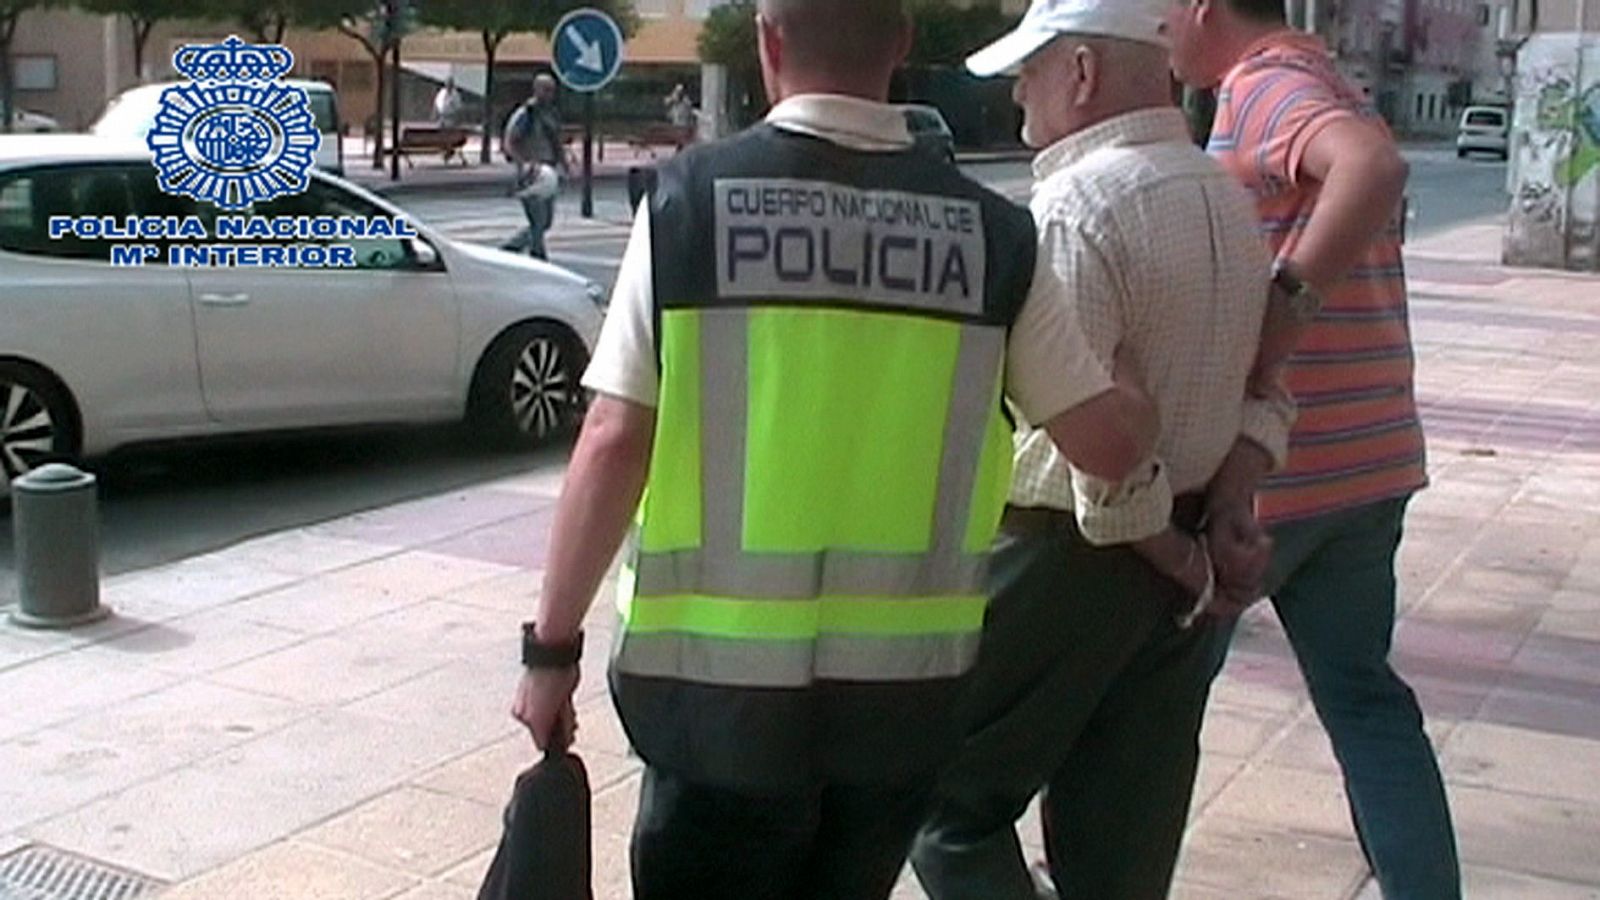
[966,0,1170,77]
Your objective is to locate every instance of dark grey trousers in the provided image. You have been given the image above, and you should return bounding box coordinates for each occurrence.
[911,513,1227,900]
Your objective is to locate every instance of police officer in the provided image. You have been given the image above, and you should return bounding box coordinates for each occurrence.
[510,1,1160,897]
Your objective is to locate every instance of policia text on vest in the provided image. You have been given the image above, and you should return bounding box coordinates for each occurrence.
[718,179,987,315]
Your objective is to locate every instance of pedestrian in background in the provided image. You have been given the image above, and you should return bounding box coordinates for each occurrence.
[1167,0,1460,896]
[502,73,565,259]
[910,0,1291,896]
[508,0,1164,896]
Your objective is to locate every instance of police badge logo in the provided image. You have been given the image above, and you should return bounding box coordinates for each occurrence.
[147,36,321,211]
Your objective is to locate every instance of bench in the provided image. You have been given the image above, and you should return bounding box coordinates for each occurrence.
[390,125,474,167]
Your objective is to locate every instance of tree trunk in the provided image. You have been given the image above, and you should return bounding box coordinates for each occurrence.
[272,16,287,46]
[131,16,153,84]
[1,16,16,135]
[371,52,387,168]
[481,32,501,165]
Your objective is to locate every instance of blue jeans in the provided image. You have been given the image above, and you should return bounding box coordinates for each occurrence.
[1224,497,1460,899]
[503,193,554,260]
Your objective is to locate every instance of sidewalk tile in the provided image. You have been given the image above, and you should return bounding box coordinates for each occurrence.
[1188,753,1249,819]
[224,579,428,635]
[1173,816,1368,898]
[218,531,401,577]
[440,847,494,889]
[1442,722,1600,805]
[338,599,518,661]
[1203,764,1354,838]
[440,571,540,614]
[0,728,172,832]
[591,772,643,840]
[91,608,305,677]
[299,786,500,878]
[1510,631,1600,687]
[1450,784,1600,884]
[56,680,303,773]
[325,551,519,601]
[24,709,481,881]
[100,558,301,616]
[424,511,553,569]
[412,733,637,809]
[390,884,477,900]
[1199,702,1289,759]
[0,647,179,733]
[1170,882,1247,900]
[310,490,538,548]
[1478,680,1600,741]
[208,633,448,706]
[1461,865,1600,898]
[593,829,632,900]
[156,840,417,900]
[346,659,523,750]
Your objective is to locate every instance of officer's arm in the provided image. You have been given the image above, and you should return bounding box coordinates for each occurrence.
[534,395,656,644]
[1038,379,1158,483]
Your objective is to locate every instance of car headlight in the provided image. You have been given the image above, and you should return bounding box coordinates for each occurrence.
[586,281,607,309]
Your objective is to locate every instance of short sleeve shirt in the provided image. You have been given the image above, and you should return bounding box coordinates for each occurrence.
[1209,32,1427,524]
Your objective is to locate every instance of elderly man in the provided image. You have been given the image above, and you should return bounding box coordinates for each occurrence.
[507,1,1161,897]
[1167,0,1457,895]
[908,1,1293,898]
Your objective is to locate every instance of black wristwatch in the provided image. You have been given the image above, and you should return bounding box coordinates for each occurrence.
[521,623,584,669]
[1271,261,1324,323]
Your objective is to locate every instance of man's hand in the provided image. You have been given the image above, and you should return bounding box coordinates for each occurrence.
[1204,503,1273,619]
[512,666,581,752]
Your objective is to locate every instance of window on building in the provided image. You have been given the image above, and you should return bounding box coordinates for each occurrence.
[635,0,669,15]
[1478,3,1491,26]
[1416,94,1425,119]
[686,0,724,19]
[11,55,57,92]
[1429,95,1438,119]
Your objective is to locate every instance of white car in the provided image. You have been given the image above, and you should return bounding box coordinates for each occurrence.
[92,80,346,175]
[5,109,62,133]
[1456,106,1509,160]
[0,136,603,495]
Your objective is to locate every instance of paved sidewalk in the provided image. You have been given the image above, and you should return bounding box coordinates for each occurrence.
[3,216,1599,899]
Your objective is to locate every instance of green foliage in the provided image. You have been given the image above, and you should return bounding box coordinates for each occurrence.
[696,0,755,73]
[906,0,1017,67]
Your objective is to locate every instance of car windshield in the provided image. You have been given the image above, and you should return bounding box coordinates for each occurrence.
[1465,110,1504,126]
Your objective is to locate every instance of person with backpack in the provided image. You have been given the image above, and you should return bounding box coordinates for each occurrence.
[502,73,565,260]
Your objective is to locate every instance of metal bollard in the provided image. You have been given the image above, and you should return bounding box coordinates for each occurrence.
[9,463,108,629]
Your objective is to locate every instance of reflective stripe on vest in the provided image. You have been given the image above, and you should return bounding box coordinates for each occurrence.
[614,304,1011,687]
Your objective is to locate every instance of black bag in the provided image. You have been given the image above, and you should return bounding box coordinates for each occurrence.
[477,747,593,900]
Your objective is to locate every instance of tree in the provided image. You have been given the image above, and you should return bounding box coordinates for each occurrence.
[1,0,49,134]
[906,0,1016,68]
[421,0,638,164]
[203,0,325,44]
[697,0,760,128]
[71,0,208,83]
[304,0,413,168]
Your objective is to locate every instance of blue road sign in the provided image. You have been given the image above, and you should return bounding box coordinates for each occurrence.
[551,9,625,93]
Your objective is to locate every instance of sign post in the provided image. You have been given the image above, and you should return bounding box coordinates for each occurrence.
[551,8,625,220]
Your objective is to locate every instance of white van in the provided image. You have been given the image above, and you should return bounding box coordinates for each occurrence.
[1456,106,1509,160]
[90,79,345,175]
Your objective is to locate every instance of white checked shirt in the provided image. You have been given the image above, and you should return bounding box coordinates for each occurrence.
[1010,108,1295,544]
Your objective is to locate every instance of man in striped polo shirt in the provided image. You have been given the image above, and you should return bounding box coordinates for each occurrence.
[1166,1,1460,898]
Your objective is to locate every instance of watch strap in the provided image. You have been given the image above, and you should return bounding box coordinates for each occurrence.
[521,623,583,669]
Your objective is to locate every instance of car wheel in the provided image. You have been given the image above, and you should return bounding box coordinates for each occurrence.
[0,363,78,498]
[470,323,589,448]
[1456,148,1466,158]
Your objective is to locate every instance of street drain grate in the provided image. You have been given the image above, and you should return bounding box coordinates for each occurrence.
[0,846,163,900]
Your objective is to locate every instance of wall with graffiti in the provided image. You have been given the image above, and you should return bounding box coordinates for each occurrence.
[1505,34,1600,270]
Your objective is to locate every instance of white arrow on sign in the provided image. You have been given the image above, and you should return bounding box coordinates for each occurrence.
[565,26,605,74]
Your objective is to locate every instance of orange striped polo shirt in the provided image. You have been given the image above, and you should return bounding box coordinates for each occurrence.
[1209,31,1427,524]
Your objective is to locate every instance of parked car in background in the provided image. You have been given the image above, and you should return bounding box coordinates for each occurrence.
[1457,106,1509,160]
[4,109,61,133]
[903,104,956,164]
[91,80,346,175]
[0,137,603,496]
